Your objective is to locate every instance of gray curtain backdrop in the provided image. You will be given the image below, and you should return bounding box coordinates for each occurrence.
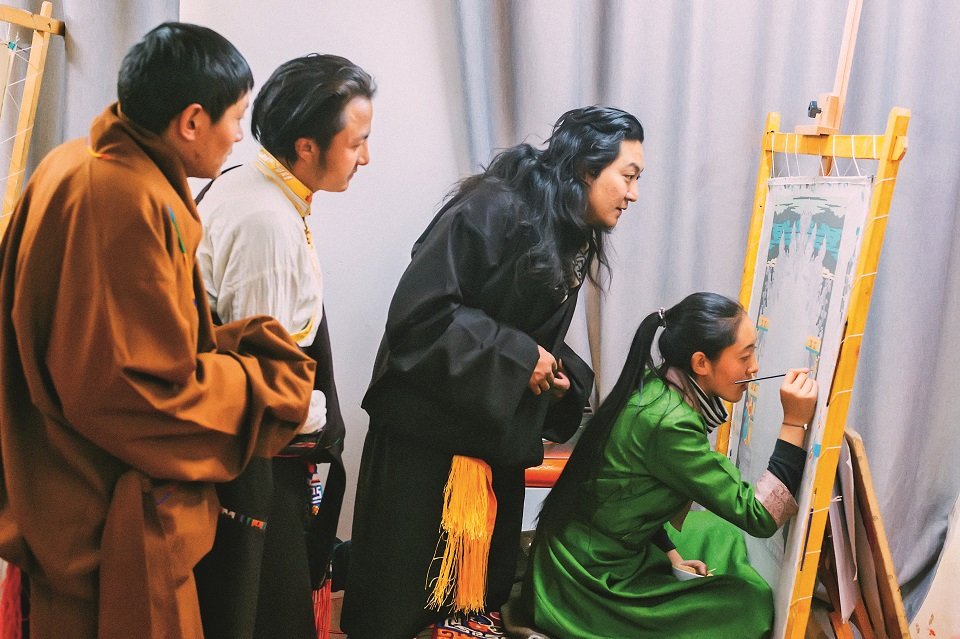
[454,0,960,617]
[14,0,955,623]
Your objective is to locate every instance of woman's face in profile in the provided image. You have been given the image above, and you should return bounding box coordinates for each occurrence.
[583,140,645,230]
[695,316,759,403]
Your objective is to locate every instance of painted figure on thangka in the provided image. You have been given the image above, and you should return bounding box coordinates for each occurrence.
[737,183,859,449]
[727,176,873,637]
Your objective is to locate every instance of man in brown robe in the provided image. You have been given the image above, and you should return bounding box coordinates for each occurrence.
[0,23,314,639]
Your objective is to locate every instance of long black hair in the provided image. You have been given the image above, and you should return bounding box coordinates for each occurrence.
[537,292,744,536]
[456,106,643,291]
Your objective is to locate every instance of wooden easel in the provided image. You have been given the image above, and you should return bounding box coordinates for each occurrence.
[795,0,863,136]
[0,1,63,239]
[713,0,910,636]
[731,104,909,639]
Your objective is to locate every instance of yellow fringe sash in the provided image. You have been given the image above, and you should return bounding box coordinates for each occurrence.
[426,455,497,614]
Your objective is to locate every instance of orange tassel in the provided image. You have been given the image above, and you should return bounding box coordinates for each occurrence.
[426,455,497,614]
[0,563,23,639]
[312,579,332,639]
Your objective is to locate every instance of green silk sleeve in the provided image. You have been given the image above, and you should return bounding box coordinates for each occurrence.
[645,406,780,538]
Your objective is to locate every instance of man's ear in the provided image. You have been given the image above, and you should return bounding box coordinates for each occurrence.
[293,137,319,163]
[170,103,205,142]
[689,351,711,376]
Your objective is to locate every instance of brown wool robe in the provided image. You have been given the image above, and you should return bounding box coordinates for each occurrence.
[0,105,315,639]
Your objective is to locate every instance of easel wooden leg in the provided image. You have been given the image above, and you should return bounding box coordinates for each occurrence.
[819,518,876,639]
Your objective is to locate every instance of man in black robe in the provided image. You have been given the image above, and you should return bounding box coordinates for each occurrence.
[342,105,645,639]
[344,184,593,638]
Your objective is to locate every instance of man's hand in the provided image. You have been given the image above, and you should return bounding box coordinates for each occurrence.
[546,358,570,401]
[528,345,558,396]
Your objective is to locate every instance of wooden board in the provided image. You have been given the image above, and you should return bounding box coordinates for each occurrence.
[845,429,910,638]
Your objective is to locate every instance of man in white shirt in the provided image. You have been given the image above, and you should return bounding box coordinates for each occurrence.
[194,53,374,639]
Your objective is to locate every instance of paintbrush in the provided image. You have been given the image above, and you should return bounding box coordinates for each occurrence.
[734,373,786,384]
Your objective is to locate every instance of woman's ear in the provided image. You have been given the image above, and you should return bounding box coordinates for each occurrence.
[689,351,711,376]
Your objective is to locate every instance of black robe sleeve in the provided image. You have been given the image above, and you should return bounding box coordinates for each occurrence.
[363,188,589,466]
[380,196,540,427]
[541,341,592,443]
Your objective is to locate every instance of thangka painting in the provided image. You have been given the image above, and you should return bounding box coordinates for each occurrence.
[727,175,873,638]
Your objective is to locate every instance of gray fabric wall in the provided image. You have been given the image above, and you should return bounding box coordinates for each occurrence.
[454,0,960,617]
[16,0,178,172]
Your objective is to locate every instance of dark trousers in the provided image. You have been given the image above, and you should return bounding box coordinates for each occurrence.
[195,457,316,639]
[342,428,524,639]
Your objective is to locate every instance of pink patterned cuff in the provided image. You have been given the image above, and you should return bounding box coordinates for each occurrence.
[755,470,799,527]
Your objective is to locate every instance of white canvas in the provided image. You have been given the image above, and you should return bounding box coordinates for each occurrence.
[727,175,873,638]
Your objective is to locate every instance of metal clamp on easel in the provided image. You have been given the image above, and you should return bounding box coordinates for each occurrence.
[796,0,863,135]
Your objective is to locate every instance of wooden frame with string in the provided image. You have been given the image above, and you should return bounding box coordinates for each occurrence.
[0,1,64,238]
[714,108,910,638]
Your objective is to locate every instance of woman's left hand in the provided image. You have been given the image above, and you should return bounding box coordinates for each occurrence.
[674,559,709,576]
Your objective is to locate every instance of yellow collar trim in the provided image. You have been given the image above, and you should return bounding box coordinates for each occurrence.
[254,147,313,219]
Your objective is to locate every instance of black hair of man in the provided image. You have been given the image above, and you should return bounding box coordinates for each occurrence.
[251,53,376,166]
[117,22,254,134]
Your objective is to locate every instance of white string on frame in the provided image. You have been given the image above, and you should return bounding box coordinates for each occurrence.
[0,30,40,205]
[850,135,862,177]
[793,134,801,177]
[770,132,777,179]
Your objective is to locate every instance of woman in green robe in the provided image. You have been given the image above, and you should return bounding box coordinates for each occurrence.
[522,292,818,639]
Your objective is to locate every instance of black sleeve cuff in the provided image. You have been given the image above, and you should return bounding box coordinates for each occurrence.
[767,439,807,497]
[651,526,676,553]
